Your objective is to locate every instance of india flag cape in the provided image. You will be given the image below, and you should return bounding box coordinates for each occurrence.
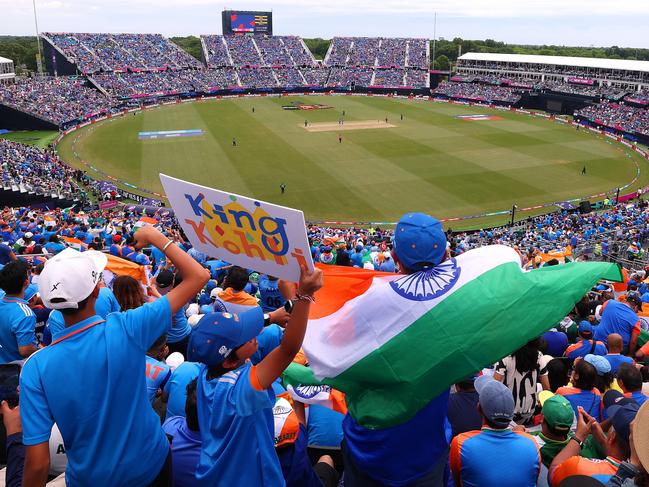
[284,245,621,429]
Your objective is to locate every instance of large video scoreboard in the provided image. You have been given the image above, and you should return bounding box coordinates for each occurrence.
[222,10,273,35]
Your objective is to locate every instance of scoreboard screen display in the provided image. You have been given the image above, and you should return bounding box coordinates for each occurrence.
[222,10,272,35]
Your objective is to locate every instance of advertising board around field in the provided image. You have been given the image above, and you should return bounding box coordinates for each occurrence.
[160,174,313,282]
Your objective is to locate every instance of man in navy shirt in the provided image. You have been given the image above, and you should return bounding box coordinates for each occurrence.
[20,226,209,486]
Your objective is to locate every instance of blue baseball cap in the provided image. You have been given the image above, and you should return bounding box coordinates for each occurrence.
[578,320,593,336]
[394,213,446,271]
[606,400,639,445]
[187,307,264,366]
[24,283,39,301]
[475,375,514,427]
[584,354,611,375]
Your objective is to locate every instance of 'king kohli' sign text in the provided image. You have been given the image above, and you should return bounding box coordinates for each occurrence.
[160,174,313,282]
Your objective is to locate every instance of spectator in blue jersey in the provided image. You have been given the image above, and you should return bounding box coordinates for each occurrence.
[19,226,209,486]
[145,334,171,403]
[617,364,648,406]
[450,375,541,487]
[447,375,482,438]
[259,274,284,312]
[0,238,17,265]
[605,334,635,374]
[0,260,38,362]
[162,361,201,419]
[155,270,192,356]
[108,234,123,256]
[340,213,452,486]
[189,264,322,485]
[594,300,642,355]
[350,245,364,268]
[565,321,608,359]
[162,379,202,487]
[557,357,604,421]
[44,235,65,255]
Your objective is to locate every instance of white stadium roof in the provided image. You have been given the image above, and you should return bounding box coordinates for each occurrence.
[0,56,12,64]
[458,52,649,73]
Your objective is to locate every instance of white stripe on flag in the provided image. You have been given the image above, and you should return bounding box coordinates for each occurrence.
[303,245,521,380]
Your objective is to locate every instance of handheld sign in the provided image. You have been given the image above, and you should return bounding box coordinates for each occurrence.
[160,174,313,282]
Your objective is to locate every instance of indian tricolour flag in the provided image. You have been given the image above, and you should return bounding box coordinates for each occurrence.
[284,245,621,429]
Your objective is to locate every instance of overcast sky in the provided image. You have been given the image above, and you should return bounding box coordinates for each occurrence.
[2,0,647,48]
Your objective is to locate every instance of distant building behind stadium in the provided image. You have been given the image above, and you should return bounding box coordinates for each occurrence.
[456,52,649,92]
[0,57,15,84]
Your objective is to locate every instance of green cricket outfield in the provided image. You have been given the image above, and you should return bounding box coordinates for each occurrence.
[55,95,649,227]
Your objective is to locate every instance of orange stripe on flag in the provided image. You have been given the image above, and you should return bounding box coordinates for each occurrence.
[310,264,396,319]
[106,254,148,285]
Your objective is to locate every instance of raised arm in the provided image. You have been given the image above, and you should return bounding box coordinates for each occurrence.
[133,226,209,313]
[255,266,323,390]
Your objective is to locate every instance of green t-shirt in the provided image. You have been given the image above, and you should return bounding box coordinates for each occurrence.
[530,431,605,467]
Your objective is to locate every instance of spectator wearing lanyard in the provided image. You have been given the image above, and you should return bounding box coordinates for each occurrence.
[20,226,209,486]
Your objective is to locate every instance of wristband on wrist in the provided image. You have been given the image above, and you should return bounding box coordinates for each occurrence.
[162,240,173,252]
[294,292,315,303]
[571,436,584,447]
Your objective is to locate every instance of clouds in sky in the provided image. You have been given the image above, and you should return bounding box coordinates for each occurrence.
[1,0,646,47]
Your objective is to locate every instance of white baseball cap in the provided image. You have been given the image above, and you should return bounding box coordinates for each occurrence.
[39,248,108,309]
[166,352,185,371]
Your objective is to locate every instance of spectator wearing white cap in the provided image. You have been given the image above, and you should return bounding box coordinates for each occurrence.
[19,226,209,487]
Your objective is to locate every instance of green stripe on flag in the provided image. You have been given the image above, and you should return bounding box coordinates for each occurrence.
[289,261,621,429]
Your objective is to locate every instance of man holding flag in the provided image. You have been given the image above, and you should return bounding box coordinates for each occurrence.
[284,212,622,486]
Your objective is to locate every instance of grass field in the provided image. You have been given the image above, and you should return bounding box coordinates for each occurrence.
[55,95,649,227]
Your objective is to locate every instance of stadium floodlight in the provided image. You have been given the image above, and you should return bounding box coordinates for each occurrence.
[32,0,44,75]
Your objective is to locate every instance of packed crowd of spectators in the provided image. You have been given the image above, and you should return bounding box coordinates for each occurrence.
[255,36,293,66]
[225,35,263,67]
[281,36,316,67]
[45,32,202,73]
[0,140,84,201]
[0,188,646,485]
[201,35,233,68]
[327,66,374,87]
[237,67,278,88]
[92,69,239,98]
[576,100,649,136]
[433,80,525,104]
[372,68,405,87]
[0,76,113,125]
[272,67,305,87]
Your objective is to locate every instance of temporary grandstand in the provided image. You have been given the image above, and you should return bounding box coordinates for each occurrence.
[0,56,15,84]
[457,52,649,91]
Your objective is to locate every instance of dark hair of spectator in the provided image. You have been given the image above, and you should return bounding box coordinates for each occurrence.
[0,260,30,295]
